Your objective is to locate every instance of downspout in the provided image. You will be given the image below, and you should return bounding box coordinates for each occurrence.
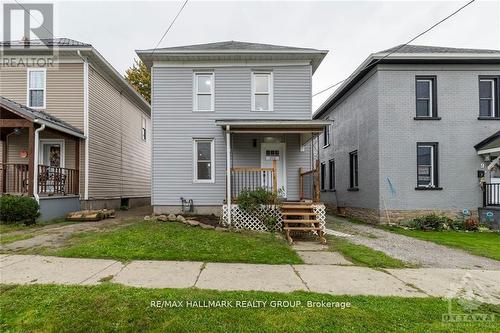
[77,50,89,201]
[33,124,46,203]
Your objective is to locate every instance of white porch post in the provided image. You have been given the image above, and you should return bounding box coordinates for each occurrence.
[226,125,232,225]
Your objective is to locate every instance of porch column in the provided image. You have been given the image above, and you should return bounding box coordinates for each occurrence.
[226,125,231,225]
[28,124,35,196]
[75,137,80,195]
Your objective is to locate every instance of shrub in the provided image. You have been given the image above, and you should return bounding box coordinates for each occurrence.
[237,187,279,213]
[405,214,453,231]
[464,218,479,231]
[448,219,465,231]
[0,195,40,225]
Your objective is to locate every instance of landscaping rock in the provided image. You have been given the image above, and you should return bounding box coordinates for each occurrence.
[200,223,215,230]
[143,215,151,221]
[186,220,200,227]
[167,214,177,221]
[176,215,186,223]
[157,215,168,222]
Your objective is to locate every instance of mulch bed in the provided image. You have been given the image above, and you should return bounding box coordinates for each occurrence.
[186,214,220,227]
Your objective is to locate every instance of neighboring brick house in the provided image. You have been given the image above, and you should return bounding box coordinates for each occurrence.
[314,45,500,224]
[0,38,151,219]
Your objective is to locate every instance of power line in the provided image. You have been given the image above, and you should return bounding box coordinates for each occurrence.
[150,0,189,54]
[312,0,477,97]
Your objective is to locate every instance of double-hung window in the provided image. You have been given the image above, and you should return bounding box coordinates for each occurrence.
[323,123,331,147]
[328,159,335,190]
[415,76,437,118]
[416,143,439,188]
[479,77,498,118]
[349,151,358,189]
[141,117,147,141]
[252,72,273,111]
[194,72,214,111]
[320,162,326,191]
[27,68,46,109]
[194,139,215,183]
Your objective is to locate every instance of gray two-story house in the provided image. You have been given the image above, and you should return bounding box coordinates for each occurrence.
[314,45,500,225]
[137,41,330,216]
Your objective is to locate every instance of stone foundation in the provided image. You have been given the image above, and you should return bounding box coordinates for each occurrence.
[153,205,221,216]
[332,206,479,225]
[81,197,150,210]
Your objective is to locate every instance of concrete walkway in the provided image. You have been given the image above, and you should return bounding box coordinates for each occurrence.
[326,215,500,270]
[1,254,499,304]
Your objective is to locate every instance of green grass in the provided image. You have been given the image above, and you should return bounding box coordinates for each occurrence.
[44,220,302,264]
[327,236,413,268]
[1,284,498,333]
[0,233,34,245]
[0,218,70,234]
[383,227,500,261]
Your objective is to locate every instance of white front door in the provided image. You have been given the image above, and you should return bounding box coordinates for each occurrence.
[39,140,65,167]
[261,143,286,197]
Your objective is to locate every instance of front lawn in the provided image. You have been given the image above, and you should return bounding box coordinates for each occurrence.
[384,227,500,261]
[44,220,302,264]
[1,284,498,333]
[327,236,413,268]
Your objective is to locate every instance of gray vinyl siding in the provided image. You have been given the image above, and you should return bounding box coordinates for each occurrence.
[318,71,380,211]
[152,65,312,206]
[377,64,500,211]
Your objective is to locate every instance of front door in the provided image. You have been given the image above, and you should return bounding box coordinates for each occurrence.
[261,143,286,197]
[40,141,64,167]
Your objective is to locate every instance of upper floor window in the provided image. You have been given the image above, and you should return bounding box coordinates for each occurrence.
[349,150,358,189]
[27,68,46,109]
[415,76,437,118]
[252,72,273,111]
[193,139,215,183]
[479,77,499,118]
[141,117,147,141]
[193,72,214,111]
[416,142,439,189]
[323,122,331,147]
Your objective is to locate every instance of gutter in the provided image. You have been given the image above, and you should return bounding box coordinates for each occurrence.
[34,119,85,139]
[33,124,46,203]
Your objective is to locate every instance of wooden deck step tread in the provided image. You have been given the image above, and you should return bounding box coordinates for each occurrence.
[282,212,317,216]
[284,227,321,231]
[283,219,318,224]
[281,206,314,210]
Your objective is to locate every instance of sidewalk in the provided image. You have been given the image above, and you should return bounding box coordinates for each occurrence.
[1,254,499,304]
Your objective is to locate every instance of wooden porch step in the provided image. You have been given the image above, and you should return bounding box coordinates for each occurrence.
[283,219,318,224]
[281,205,314,209]
[284,227,321,231]
[282,212,317,216]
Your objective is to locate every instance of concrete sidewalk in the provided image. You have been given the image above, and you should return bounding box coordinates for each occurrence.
[1,254,499,304]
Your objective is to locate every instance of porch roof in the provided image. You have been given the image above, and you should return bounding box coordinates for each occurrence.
[215,119,332,133]
[475,130,500,155]
[0,96,85,139]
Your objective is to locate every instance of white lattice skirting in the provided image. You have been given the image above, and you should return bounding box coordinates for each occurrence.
[221,204,326,232]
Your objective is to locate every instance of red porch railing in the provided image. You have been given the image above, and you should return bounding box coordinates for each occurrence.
[38,165,79,195]
[0,163,29,194]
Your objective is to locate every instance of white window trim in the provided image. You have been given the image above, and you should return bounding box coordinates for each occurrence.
[193,72,214,112]
[480,79,496,117]
[417,145,434,187]
[193,138,215,183]
[141,116,147,141]
[416,79,433,117]
[39,139,65,168]
[251,72,273,112]
[27,68,47,109]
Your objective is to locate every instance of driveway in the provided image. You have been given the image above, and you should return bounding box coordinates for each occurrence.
[0,206,151,251]
[326,215,500,270]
